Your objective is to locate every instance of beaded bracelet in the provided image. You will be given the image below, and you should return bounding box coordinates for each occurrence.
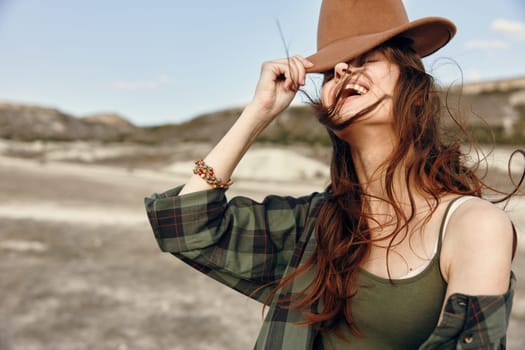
[192,159,233,189]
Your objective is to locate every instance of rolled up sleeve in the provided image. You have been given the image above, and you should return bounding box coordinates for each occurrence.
[144,185,324,301]
[419,272,516,349]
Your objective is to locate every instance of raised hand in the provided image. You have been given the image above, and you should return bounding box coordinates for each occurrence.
[179,55,313,195]
[249,55,314,120]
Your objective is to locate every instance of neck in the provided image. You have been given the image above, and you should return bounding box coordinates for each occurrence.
[342,124,426,215]
[345,125,400,197]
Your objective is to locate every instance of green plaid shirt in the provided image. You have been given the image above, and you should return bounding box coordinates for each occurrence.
[145,186,515,350]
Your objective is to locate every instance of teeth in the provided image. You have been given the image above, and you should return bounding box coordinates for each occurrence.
[344,83,369,95]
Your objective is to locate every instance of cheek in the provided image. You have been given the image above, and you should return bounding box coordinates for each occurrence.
[321,83,334,107]
[374,64,399,94]
[387,67,400,93]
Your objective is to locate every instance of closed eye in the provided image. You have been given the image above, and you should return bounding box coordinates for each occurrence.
[361,57,380,65]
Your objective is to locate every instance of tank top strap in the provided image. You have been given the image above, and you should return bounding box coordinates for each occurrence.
[435,195,477,254]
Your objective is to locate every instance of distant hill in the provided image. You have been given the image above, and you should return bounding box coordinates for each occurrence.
[0,103,146,142]
[143,105,328,145]
[445,77,525,143]
[81,113,136,129]
[1,76,524,144]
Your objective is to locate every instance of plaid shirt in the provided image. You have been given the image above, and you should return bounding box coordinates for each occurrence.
[145,186,515,350]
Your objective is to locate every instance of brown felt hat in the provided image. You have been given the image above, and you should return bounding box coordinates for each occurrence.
[306,0,456,73]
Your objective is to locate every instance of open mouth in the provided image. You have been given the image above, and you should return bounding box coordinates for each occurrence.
[341,82,369,98]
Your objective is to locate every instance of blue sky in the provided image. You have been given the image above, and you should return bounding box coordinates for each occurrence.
[0,0,524,126]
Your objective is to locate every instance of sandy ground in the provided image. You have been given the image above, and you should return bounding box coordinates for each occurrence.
[1,149,524,350]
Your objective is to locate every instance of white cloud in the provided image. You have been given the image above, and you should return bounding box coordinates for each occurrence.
[465,40,508,49]
[491,18,525,40]
[111,75,170,90]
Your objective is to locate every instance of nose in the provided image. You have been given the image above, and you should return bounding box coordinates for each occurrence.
[334,62,361,81]
[334,62,349,80]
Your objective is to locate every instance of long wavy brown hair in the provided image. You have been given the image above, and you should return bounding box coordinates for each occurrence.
[264,36,523,335]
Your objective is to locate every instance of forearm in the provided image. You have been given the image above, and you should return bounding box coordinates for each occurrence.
[179,103,273,195]
[178,55,312,195]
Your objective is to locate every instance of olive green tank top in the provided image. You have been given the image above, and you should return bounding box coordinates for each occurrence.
[321,196,473,350]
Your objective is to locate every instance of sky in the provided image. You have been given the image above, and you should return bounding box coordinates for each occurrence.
[0,0,524,126]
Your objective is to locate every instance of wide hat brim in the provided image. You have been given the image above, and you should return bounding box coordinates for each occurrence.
[306,17,456,73]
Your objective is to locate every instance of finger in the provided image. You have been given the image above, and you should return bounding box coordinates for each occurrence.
[293,55,315,76]
[286,56,301,88]
[300,56,315,68]
[291,55,308,85]
[272,60,296,91]
[261,61,289,90]
[282,56,303,91]
[272,62,294,90]
[292,55,314,86]
[267,56,310,91]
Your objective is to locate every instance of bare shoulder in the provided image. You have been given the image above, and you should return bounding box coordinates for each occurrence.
[446,197,514,243]
[441,197,514,295]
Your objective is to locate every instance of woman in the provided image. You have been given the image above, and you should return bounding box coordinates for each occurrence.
[145,0,519,348]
